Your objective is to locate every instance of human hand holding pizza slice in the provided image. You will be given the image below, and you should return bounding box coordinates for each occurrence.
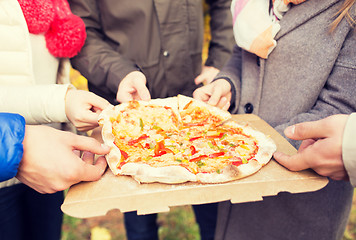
[116,71,151,103]
[193,79,232,111]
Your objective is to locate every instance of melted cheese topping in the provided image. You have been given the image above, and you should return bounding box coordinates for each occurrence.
[113,103,179,139]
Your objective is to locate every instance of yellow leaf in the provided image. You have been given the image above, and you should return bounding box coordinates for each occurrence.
[91,226,111,240]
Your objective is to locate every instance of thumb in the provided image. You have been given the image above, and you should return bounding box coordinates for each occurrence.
[194,74,205,85]
[135,84,151,101]
[273,151,310,172]
[117,89,134,103]
[132,76,150,101]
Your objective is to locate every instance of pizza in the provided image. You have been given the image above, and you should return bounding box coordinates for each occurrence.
[98,95,276,184]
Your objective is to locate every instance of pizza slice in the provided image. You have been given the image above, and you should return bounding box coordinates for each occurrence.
[98,97,181,175]
[187,121,276,183]
[177,94,231,127]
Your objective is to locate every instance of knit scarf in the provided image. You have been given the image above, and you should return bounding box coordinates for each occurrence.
[231,0,307,59]
[18,0,86,58]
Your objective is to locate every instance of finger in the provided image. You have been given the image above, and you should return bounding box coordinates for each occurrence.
[79,155,107,182]
[135,85,151,101]
[82,111,101,125]
[222,100,230,111]
[76,125,97,133]
[216,97,229,110]
[70,135,110,155]
[208,87,224,106]
[82,151,95,164]
[75,121,99,132]
[73,150,81,157]
[273,151,311,172]
[194,75,205,85]
[88,92,110,110]
[117,89,134,103]
[284,119,329,140]
[193,87,211,102]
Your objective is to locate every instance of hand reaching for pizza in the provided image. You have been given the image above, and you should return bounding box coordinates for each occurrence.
[116,71,151,103]
[16,125,110,194]
[194,66,220,85]
[193,79,232,111]
[65,88,110,132]
[273,115,349,181]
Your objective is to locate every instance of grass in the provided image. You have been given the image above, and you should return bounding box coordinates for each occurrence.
[157,206,200,240]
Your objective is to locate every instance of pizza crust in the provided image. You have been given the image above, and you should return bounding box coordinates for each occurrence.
[98,105,122,175]
[196,159,261,183]
[121,163,197,184]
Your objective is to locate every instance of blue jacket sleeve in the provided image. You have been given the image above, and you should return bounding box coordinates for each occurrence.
[0,113,26,182]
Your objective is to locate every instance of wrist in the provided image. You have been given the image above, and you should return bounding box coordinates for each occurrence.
[64,85,76,122]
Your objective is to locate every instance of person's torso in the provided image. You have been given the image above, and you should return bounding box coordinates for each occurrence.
[97,0,204,98]
[235,0,355,127]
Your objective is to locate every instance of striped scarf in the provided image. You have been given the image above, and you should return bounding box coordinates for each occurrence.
[231,0,307,58]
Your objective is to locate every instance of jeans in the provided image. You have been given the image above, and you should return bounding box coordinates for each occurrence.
[0,184,63,240]
[124,202,218,240]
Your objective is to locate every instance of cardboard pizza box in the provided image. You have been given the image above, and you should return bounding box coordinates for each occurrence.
[61,114,328,218]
